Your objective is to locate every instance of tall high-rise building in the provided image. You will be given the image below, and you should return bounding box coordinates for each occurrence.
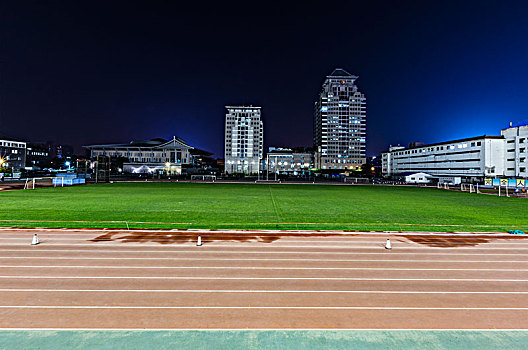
[224,106,263,174]
[314,68,366,170]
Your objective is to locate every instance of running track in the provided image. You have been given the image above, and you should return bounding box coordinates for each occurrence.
[0,228,527,329]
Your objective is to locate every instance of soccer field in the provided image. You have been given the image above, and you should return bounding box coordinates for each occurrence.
[1,182,527,232]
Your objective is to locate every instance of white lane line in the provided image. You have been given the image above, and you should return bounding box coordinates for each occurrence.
[1,276,527,281]
[1,306,528,310]
[0,228,518,236]
[2,245,528,252]
[2,289,528,294]
[1,237,526,245]
[2,328,528,331]
[1,249,526,256]
[0,238,422,243]
[3,243,528,250]
[2,265,527,272]
[1,257,528,263]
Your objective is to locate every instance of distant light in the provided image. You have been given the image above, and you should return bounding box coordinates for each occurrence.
[64,161,71,167]
[165,162,171,167]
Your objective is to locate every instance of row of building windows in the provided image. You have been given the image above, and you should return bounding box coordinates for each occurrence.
[324,159,362,164]
[393,159,482,165]
[392,143,483,157]
[0,141,26,148]
[392,149,481,160]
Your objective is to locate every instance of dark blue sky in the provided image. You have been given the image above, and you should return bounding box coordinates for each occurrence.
[1,1,528,157]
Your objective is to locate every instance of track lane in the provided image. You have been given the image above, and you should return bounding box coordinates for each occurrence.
[2,258,527,269]
[0,309,525,329]
[2,290,528,308]
[1,266,526,279]
[1,228,527,329]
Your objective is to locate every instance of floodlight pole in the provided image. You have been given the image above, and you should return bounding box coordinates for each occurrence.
[266,154,269,182]
[257,157,260,181]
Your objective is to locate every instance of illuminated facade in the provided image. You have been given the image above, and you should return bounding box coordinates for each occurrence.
[314,68,366,170]
[382,125,528,180]
[264,147,314,175]
[85,137,193,174]
[224,106,263,174]
[0,138,26,171]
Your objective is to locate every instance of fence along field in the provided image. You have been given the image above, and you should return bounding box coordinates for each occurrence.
[1,182,526,232]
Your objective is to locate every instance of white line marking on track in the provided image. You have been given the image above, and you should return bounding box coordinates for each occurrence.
[2,237,527,245]
[0,249,526,256]
[1,276,527,281]
[2,265,527,272]
[3,243,528,249]
[2,328,528,331]
[1,257,528,263]
[2,289,528,294]
[0,228,520,236]
[1,306,528,310]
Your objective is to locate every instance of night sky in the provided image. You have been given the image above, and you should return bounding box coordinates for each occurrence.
[1,1,528,157]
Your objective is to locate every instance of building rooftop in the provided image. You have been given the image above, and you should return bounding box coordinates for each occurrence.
[327,68,358,79]
[502,122,528,130]
[225,106,261,109]
[383,135,504,153]
[0,136,26,143]
[84,136,192,150]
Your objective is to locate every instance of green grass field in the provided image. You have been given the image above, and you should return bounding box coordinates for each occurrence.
[1,182,527,232]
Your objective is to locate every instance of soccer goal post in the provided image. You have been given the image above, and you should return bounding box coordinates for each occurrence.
[190,175,216,182]
[23,177,53,190]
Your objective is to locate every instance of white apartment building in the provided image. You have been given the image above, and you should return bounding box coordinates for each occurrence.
[224,106,263,174]
[314,68,366,170]
[502,124,528,178]
[382,125,528,180]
